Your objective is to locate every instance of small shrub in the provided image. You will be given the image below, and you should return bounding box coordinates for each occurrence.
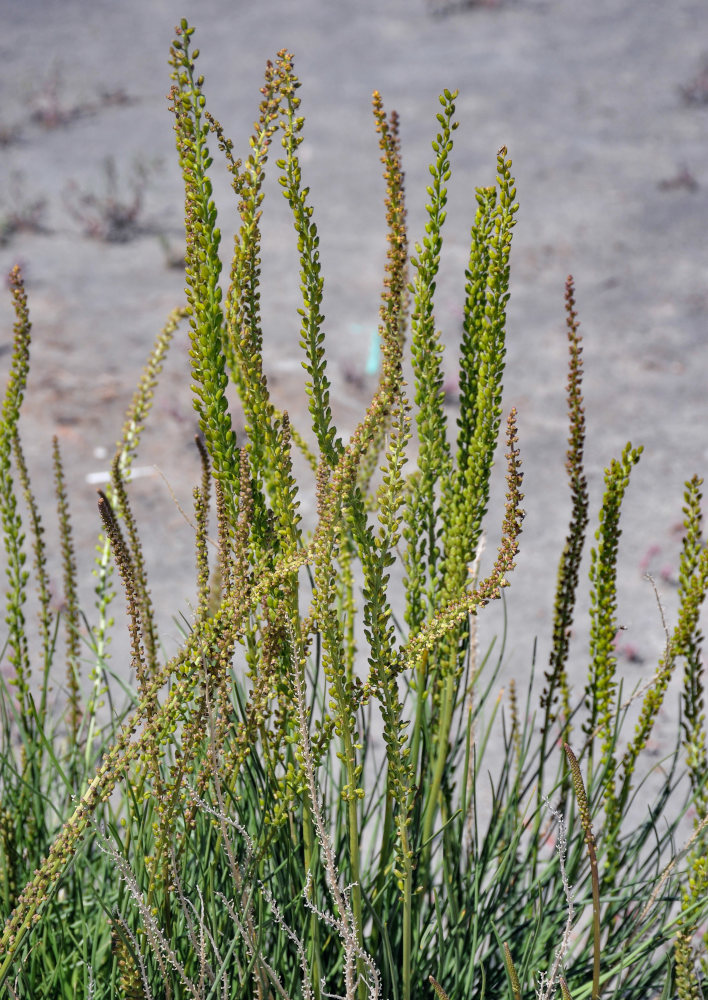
[681,56,708,106]
[0,172,48,245]
[29,64,135,130]
[64,156,156,242]
[1,19,707,1000]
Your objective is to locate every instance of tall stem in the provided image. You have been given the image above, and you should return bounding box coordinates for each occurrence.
[420,671,455,882]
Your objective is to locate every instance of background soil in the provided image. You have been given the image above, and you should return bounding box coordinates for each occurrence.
[1,0,708,758]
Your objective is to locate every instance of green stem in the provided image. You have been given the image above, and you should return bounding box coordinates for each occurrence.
[420,670,455,882]
[565,743,601,1000]
[335,694,365,1000]
[302,804,323,1000]
[343,735,363,928]
[374,790,394,912]
[347,789,366,1000]
[400,825,413,1000]
[410,650,429,782]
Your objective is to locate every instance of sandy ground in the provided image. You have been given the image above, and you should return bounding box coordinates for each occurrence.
[0,0,707,766]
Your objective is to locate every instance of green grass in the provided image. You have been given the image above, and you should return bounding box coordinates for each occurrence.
[1,19,707,1000]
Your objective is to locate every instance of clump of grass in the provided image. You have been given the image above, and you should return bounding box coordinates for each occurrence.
[1,19,707,1000]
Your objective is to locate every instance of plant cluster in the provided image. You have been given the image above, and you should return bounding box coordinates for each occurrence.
[63,156,158,243]
[1,20,708,1000]
[0,68,134,150]
[29,66,134,131]
[0,171,48,246]
[681,56,708,106]
[0,66,147,247]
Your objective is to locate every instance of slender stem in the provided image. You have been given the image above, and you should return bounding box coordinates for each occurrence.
[589,837,601,1000]
[403,883,412,1000]
[400,824,413,1000]
[347,790,366,1000]
[336,698,365,1000]
[565,743,601,1000]
[374,790,394,909]
[410,650,428,783]
[420,670,455,882]
[302,805,323,1000]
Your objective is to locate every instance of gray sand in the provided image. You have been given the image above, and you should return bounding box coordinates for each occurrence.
[0,0,707,766]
